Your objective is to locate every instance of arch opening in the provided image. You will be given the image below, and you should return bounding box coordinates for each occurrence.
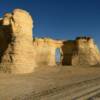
[55,48,61,65]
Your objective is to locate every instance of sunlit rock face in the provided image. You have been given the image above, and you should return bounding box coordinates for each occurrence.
[33,38,63,66]
[0,9,36,73]
[33,37,100,66]
[72,37,100,66]
[0,9,100,74]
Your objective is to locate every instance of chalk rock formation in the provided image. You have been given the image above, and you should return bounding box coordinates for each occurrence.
[0,9,100,74]
[0,9,36,73]
[33,38,63,66]
[61,40,77,65]
[72,37,100,66]
[33,37,100,66]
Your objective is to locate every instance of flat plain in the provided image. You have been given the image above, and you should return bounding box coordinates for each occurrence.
[0,65,100,100]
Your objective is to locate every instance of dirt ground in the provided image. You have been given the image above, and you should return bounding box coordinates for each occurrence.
[0,65,100,100]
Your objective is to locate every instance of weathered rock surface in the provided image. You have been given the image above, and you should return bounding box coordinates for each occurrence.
[0,9,100,74]
[72,37,100,66]
[33,38,63,66]
[33,37,100,66]
[0,9,36,73]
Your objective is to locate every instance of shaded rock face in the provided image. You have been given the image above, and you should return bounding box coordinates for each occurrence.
[61,40,78,65]
[0,9,36,73]
[0,19,13,63]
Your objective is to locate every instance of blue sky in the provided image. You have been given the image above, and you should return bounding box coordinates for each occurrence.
[0,0,100,48]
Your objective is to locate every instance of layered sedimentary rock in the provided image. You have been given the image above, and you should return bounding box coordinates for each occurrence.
[0,9,100,74]
[61,40,77,65]
[0,18,12,64]
[33,37,100,66]
[72,37,100,66]
[33,38,63,66]
[61,37,100,66]
[0,9,36,73]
